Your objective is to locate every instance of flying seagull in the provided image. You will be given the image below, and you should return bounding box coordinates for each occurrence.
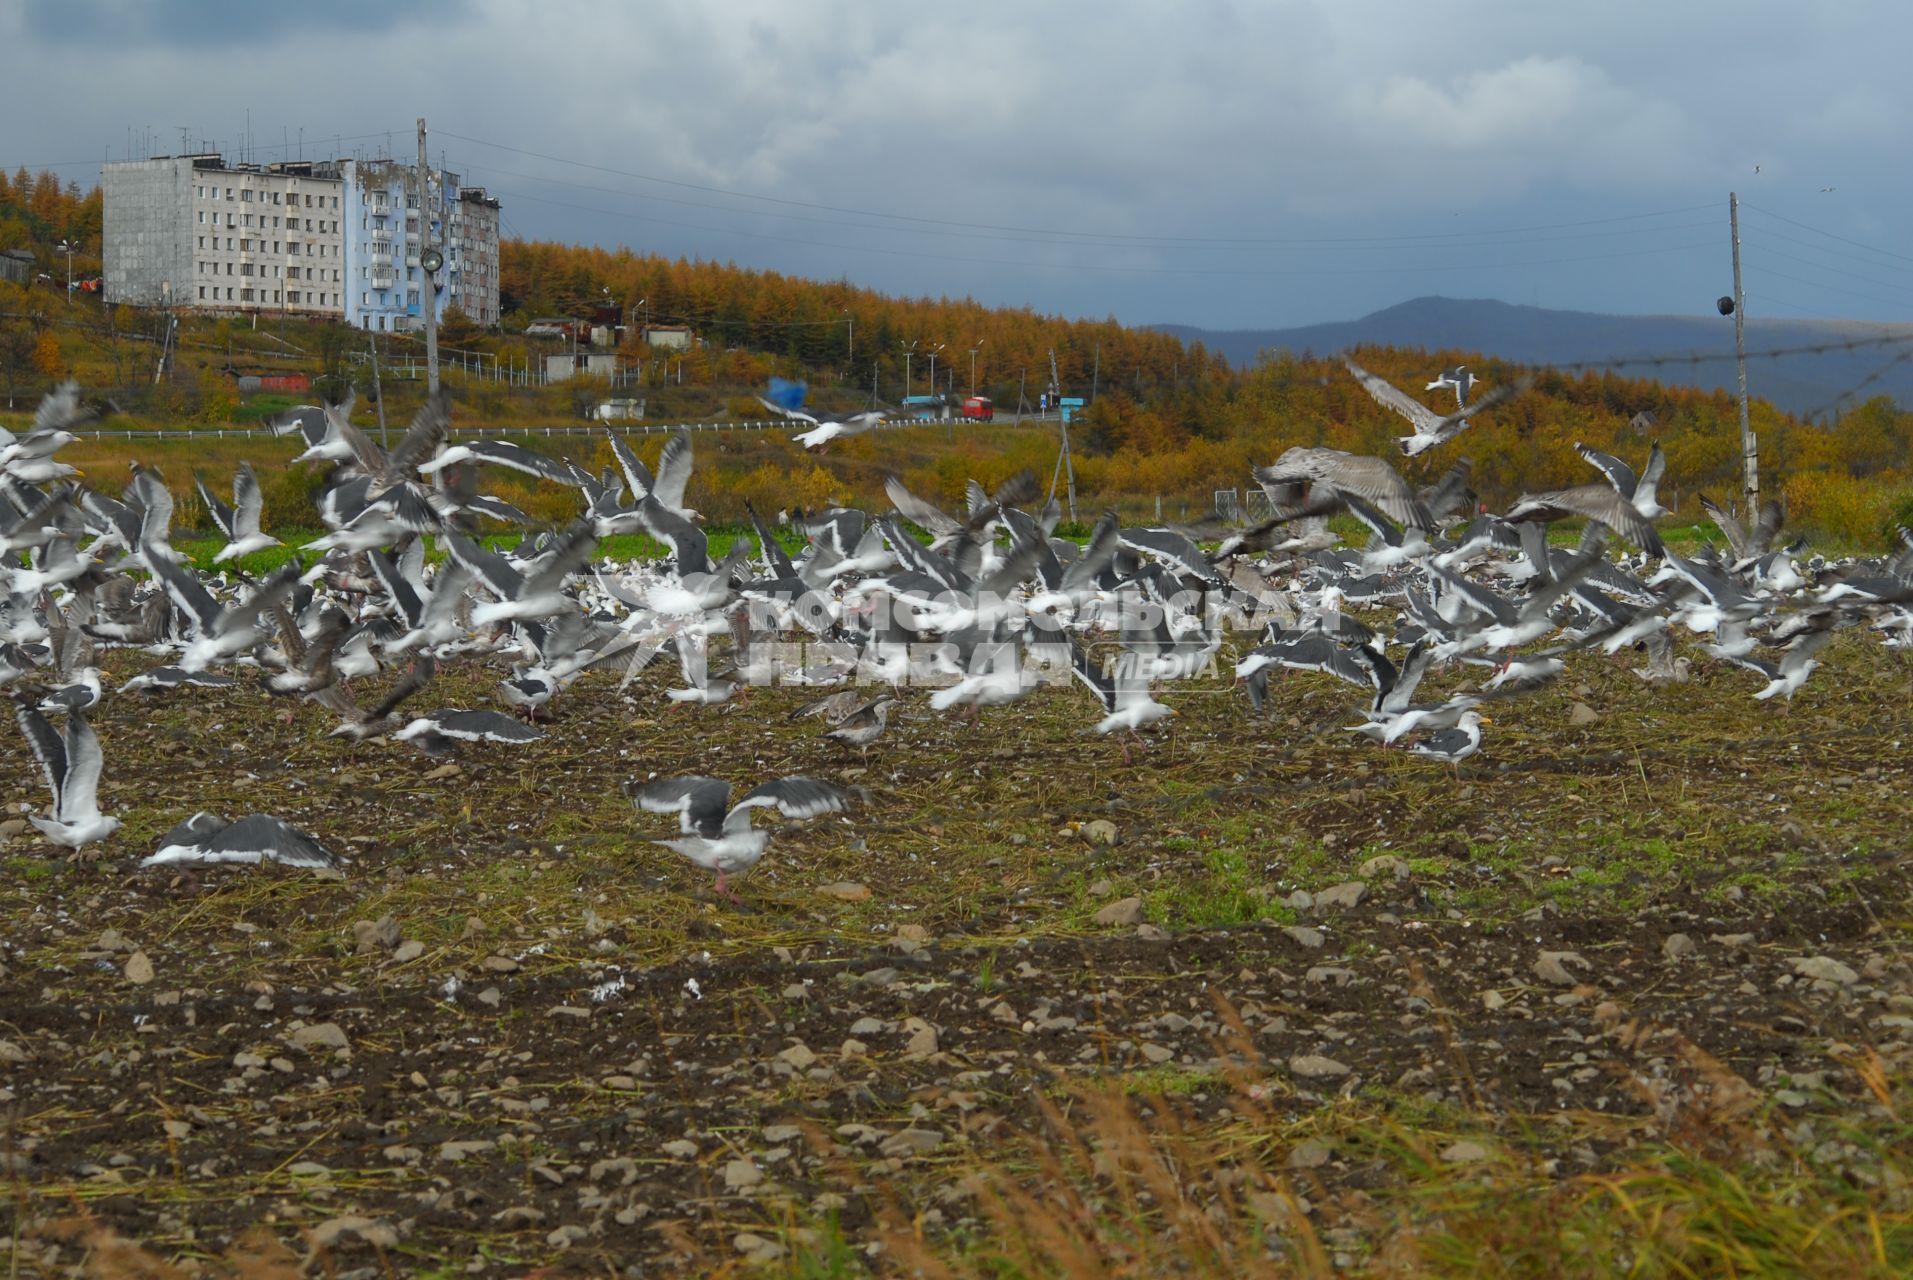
[14,702,121,853]
[1341,355,1525,457]
[196,463,283,563]
[628,775,858,900]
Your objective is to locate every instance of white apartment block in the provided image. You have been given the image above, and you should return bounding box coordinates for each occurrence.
[102,151,500,330]
[102,155,347,314]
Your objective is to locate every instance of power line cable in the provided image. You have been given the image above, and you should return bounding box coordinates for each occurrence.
[440,128,1720,249]
[491,184,1720,279]
[1741,202,1913,268]
[460,155,1716,255]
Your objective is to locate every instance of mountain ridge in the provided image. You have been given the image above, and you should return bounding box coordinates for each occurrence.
[1153,297,1913,417]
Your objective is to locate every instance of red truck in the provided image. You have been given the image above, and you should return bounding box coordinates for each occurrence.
[961,395,994,421]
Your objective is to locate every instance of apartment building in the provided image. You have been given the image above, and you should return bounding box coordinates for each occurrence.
[102,150,500,331]
[102,154,347,314]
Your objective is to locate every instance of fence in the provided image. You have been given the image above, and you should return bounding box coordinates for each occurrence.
[79,418,981,442]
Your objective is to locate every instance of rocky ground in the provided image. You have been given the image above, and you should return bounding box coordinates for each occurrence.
[2,633,1911,1275]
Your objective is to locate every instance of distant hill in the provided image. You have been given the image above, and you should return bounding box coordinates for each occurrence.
[1156,297,1913,419]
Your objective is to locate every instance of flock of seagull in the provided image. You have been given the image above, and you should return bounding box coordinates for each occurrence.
[2,359,1911,898]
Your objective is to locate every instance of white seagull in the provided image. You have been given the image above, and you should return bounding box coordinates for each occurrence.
[14,702,121,853]
[629,775,858,900]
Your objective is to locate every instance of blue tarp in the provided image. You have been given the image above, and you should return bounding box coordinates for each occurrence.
[764,377,808,413]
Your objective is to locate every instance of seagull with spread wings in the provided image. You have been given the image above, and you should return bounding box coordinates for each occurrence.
[628,775,859,900]
[1341,355,1527,457]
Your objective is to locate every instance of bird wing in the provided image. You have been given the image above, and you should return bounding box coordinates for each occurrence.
[15,701,67,809]
[366,548,425,627]
[194,471,236,539]
[756,396,819,426]
[1706,493,1752,562]
[1574,443,1639,500]
[608,431,656,500]
[382,393,451,486]
[443,532,526,601]
[632,776,732,838]
[521,521,600,596]
[59,711,105,823]
[885,475,963,537]
[729,777,856,829]
[651,431,694,512]
[1343,355,1437,432]
[1635,442,1667,510]
[634,497,709,579]
[147,551,222,631]
[366,656,438,723]
[1510,485,1663,556]
[232,463,267,539]
[1261,448,1431,530]
[198,815,340,869]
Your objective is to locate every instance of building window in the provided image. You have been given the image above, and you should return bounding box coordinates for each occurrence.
[240,189,252,202]
[197,286,205,299]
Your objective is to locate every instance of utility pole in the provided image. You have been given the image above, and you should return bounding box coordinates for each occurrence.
[1046,349,1076,521]
[1090,341,1100,403]
[1729,192,1757,515]
[368,335,389,449]
[417,117,440,397]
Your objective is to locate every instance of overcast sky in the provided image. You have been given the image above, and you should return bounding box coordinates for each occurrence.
[4,0,1908,331]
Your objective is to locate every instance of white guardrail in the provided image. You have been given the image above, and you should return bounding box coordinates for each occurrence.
[82,414,1059,442]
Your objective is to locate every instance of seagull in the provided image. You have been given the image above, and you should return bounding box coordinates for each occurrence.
[791,410,888,451]
[1751,621,1837,702]
[1425,365,1478,409]
[821,691,900,760]
[1341,355,1525,457]
[196,463,283,563]
[140,812,343,870]
[1257,448,1435,531]
[1408,709,1486,777]
[628,775,859,900]
[120,666,238,693]
[14,702,121,854]
[392,708,546,756]
[444,521,598,628]
[1069,637,1173,757]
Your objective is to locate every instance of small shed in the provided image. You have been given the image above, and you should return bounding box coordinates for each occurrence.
[0,250,35,285]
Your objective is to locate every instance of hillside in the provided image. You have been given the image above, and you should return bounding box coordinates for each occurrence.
[1157,296,1913,418]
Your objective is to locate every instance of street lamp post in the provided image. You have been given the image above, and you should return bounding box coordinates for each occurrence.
[969,340,984,395]
[927,343,945,416]
[902,340,916,398]
[56,239,79,297]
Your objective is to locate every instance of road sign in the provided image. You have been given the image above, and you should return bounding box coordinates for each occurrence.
[1060,397,1085,407]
